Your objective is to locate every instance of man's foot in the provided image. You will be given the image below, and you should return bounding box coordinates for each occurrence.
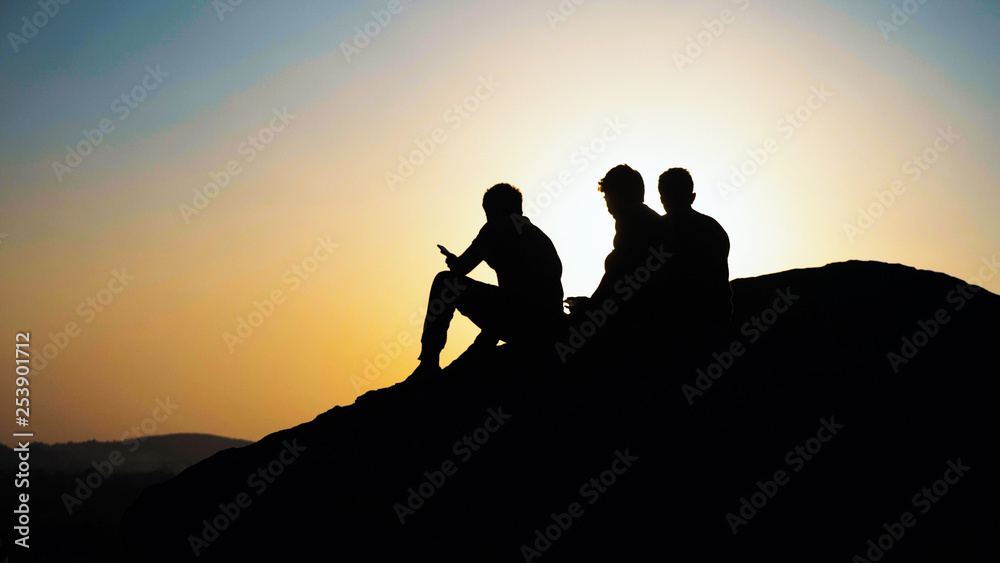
[406,361,441,384]
[470,330,500,351]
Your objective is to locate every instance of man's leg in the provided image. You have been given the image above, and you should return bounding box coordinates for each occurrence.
[457,287,509,353]
[417,271,495,368]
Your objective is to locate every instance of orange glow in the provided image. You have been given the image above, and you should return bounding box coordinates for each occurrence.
[2,1,997,445]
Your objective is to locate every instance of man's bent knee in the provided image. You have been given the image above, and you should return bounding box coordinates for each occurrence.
[432,271,470,304]
[432,270,454,286]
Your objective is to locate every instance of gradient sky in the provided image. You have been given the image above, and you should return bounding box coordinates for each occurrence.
[2,0,998,445]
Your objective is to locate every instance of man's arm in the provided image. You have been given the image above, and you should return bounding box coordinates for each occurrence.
[588,250,619,305]
[447,229,485,276]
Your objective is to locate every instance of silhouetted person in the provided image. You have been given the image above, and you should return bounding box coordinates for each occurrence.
[658,168,732,338]
[412,183,564,378]
[565,165,666,332]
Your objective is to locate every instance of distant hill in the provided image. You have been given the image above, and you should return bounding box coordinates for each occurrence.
[0,433,250,563]
[1,433,251,475]
[108,261,996,561]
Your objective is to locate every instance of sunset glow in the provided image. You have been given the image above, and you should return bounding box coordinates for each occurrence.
[2,0,998,444]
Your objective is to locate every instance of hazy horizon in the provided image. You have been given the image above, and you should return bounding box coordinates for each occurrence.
[2,0,998,446]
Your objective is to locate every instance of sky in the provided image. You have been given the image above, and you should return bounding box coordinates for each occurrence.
[1,0,998,445]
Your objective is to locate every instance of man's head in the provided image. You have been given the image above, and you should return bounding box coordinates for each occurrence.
[482,183,523,224]
[658,168,696,213]
[598,165,644,218]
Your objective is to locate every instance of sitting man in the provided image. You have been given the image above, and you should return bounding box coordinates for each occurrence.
[412,183,564,377]
[657,168,733,338]
[565,164,666,333]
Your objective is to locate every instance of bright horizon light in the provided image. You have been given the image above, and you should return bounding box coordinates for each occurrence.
[1,0,997,445]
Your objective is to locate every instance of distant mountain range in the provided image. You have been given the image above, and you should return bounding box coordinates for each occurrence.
[1,433,251,475]
[0,433,250,563]
[120,261,1000,561]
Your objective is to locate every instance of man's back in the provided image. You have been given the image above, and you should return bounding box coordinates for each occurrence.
[466,217,564,316]
[661,209,732,323]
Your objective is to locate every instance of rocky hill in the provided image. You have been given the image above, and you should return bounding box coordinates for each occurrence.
[121,261,999,562]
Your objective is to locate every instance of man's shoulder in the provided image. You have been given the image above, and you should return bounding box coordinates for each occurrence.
[665,209,729,241]
[510,215,545,237]
[692,210,730,249]
[504,216,559,248]
[690,209,727,231]
[480,216,538,236]
[640,203,661,219]
[617,204,662,231]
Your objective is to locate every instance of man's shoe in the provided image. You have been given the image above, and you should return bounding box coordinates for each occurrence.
[469,331,500,352]
[406,361,441,384]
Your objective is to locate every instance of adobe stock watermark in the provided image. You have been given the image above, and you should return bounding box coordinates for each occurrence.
[519,448,638,561]
[726,416,844,534]
[850,458,969,562]
[520,118,628,224]
[188,438,307,556]
[350,276,467,393]
[384,75,500,192]
[843,126,961,243]
[554,244,672,363]
[682,287,799,405]
[544,0,589,31]
[7,0,74,55]
[393,407,512,524]
[885,254,994,373]
[717,83,833,201]
[212,0,247,22]
[877,0,929,41]
[30,268,136,374]
[673,0,751,73]
[350,329,416,393]
[52,65,169,182]
[61,397,179,515]
[340,0,413,63]
[178,107,296,223]
[223,235,339,352]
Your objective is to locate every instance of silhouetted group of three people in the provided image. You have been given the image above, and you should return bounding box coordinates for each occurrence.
[411,165,732,378]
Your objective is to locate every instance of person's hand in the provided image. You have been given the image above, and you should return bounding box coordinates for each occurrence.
[564,296,590,316]
[438,244,458,270]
